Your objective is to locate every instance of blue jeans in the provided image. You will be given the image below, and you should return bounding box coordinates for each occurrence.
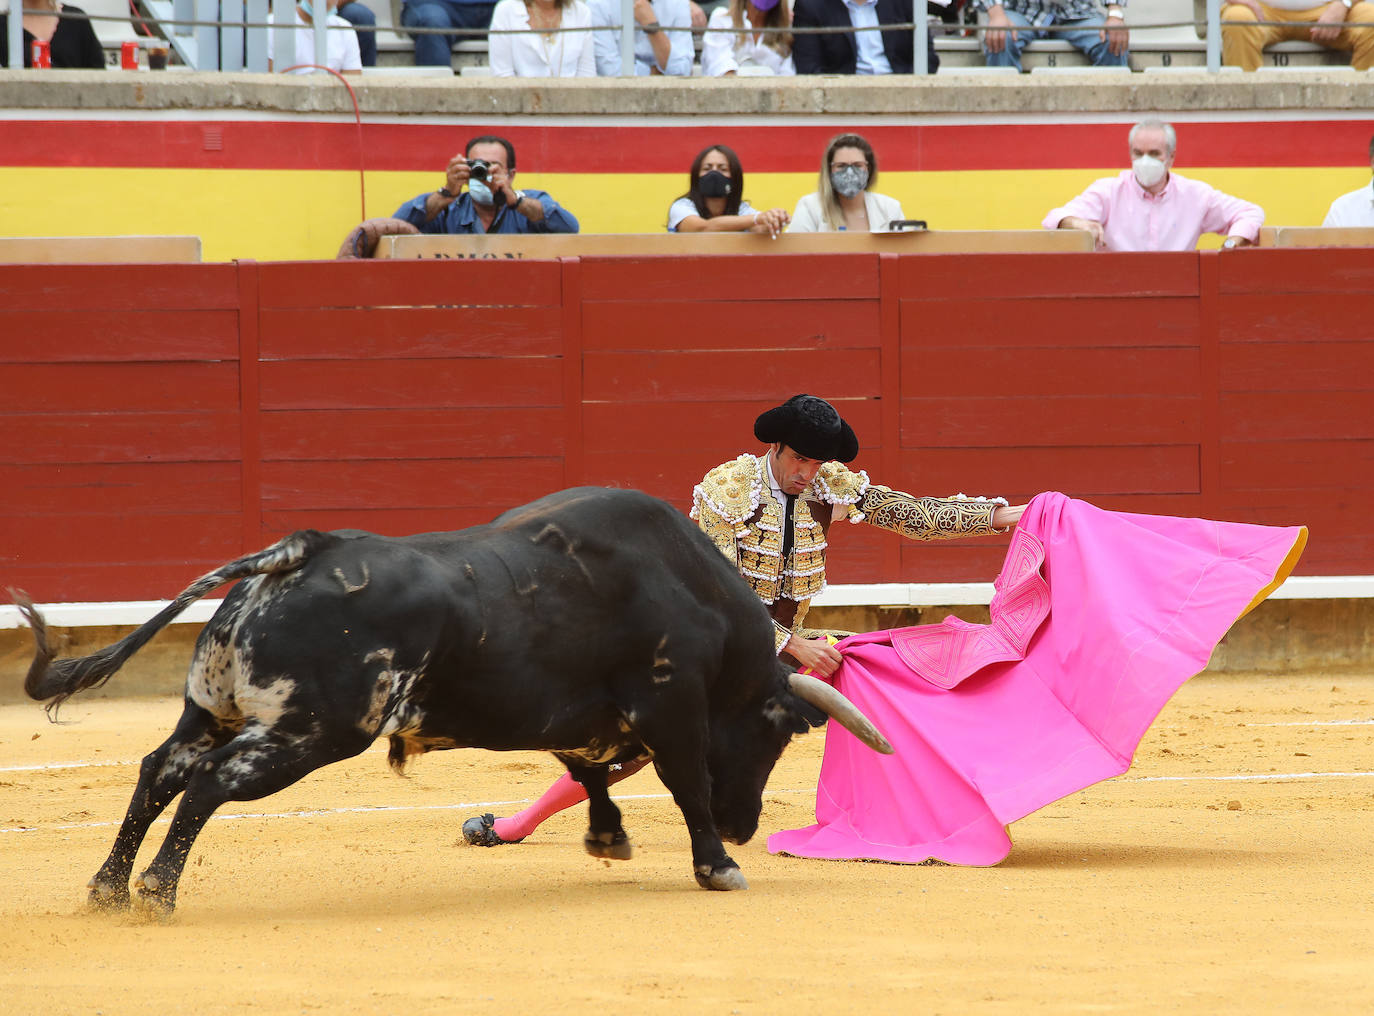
[983,12,1128,71]
[401,0,497,65]
[337,1,377,67]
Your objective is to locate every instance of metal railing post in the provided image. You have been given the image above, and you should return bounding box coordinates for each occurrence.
[245,0,269,70]
[314,0,328,68]
[619,0,635,76]
[222,0,245,70]
[195,0,218,67]
[1206,0,1221,72]
[914,8,928,75]
[271,0,293,70]
[7,3,23,69]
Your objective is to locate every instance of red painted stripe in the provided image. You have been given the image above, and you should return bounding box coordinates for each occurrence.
[4,118,1372,172]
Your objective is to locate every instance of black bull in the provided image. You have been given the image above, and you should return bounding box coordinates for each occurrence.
[15,487,891,915]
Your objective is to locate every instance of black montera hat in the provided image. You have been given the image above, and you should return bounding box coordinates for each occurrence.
[753,394,859,463]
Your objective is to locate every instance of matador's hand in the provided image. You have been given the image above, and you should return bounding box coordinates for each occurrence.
[787,635,843,678]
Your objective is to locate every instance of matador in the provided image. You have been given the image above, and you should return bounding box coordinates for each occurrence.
[460,394,1025,849]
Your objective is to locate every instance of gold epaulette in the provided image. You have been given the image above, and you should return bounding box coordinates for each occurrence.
[691,454,763,533]
[811,462,871,521]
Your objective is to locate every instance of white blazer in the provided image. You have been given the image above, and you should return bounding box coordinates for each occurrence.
[489,0,597,77]
[788,190,906,233]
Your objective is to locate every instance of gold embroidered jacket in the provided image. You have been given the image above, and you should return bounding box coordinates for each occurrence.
[690,454,1007,653]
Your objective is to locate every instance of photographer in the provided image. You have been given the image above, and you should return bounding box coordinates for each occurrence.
[393,136,580,235]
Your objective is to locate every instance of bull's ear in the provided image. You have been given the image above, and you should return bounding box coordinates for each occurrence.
[764,693,826,735]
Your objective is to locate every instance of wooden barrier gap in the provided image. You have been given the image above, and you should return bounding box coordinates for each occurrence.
[0,247,1370,602]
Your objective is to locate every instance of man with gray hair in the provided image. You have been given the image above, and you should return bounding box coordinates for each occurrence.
[1042,119,1265,252]
[1322,133,1374,228]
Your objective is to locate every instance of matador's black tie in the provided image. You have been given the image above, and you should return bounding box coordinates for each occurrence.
[781,493,798,561]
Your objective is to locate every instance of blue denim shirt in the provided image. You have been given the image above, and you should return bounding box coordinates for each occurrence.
[393,188,580,234]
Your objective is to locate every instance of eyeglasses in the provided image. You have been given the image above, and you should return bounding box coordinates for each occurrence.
[831,162,867,171]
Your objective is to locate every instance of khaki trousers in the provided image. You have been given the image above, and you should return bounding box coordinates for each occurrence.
[1221,2,1374,70]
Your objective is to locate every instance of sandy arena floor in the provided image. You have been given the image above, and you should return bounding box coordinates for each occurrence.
[1,670,1372,1015]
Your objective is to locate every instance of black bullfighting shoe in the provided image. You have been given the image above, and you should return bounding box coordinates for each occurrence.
[461,812,524,847]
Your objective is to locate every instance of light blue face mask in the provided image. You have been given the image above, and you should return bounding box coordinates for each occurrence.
[467,178,495,206]
[299,0,314,16]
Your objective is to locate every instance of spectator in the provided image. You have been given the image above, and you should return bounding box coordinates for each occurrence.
[1222,0,1374,71]
[791,0,938,74]
[589,0,692,74]
[1322,133,1374,227]
[393,135,580,234]
[700,0,795,76]
[402,0,498,66]
[789,133,904,232]
[337,2,377,67]
[490,0,596,75]
[268,0,363,74]
[0,0,104,68]
[975,0,1127,71]
[1042,119,1264,252]
[668,143,790,236]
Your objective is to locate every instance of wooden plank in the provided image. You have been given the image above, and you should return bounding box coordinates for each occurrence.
[583,348,880,403]
[258,307,564,359]
[0,311,239,362]
[260,457,566,511]
[899,296,1201,350]
[259,507,505,539]
[582,400,885,455]
[258,358,563,410]
[895,446,1200,497]
[255,260,563,310]
[578,254,882,302]
[261,407,567,461]
[895,543,1012,584]
[1217,248,1374,294]
[0,462,241,513]
[1217,293,1373,344]
[0,236,201,264]
[2,512,243,564]
[580,299,881,352]
[902,396,1202,448]
[1263,226,1374,249]
[0,264,238,311]
[2,364,240,413]
[896,252,1200,300]
[1221,440,1374,491]
[1220,392,1374,441]
[238,260,262,556]
[1,562,236,602]
[0,412,240,465]
[1220,341,1374,391]
[560,257,584,488]
[380,231,1093,262]
[902,347,1201,397]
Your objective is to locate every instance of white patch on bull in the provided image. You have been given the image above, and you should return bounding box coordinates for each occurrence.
[236,676,297,728]
[763,700,793,728]
[187,617,246,720]
[651,634,672,684]
[563,739,626,764]
[333,561,370,594]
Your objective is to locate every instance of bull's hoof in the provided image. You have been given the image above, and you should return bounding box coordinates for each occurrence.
[694,864,748,891]
[461,813,524,847]
[86,877,130,912]
[583,829,633,861]
[131,871,177,921]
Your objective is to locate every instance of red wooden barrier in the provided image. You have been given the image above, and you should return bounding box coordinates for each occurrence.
[1,250,1369,602]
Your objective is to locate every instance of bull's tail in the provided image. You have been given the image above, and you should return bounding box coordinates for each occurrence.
[11,529,332,715]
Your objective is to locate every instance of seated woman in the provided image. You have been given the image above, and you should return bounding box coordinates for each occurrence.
[0,0,105,68]
[700,0,794,77]
[667,143,789,236]
[489,0,596,77]
[788,133,905,233]
[268,0,363,74]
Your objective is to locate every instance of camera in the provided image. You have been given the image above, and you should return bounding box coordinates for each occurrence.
[467,158,490,181]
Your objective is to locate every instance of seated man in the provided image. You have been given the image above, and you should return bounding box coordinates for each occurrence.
[1222,0,1374,71]
[975,0,1128,71]
[401,0,498,66]
[337,1,378,67]
[1042,118,1264,252]
[1322,133,1374,227]
[791,0,939,74]
[392,135,580,234]
[589,0,694,75]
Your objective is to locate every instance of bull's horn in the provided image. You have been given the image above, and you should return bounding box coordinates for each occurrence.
[787,673,894,755]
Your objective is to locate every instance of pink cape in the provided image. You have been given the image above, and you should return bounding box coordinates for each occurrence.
[767,491,1307,866]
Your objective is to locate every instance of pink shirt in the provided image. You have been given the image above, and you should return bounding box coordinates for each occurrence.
[1042,170,1264,252]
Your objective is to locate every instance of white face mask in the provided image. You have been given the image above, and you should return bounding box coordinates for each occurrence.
[1132,155,1167,189]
